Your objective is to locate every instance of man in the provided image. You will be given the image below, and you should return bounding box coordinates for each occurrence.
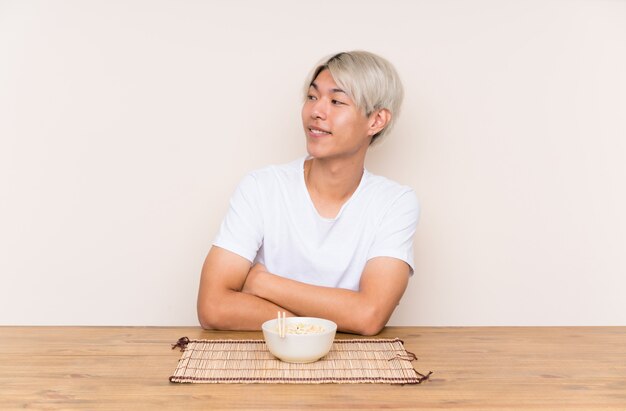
[197,51,418,335]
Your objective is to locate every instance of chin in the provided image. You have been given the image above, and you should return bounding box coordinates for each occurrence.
[306,144,331,160]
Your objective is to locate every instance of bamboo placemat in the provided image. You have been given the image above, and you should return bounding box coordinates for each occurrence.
[169,337,431,384]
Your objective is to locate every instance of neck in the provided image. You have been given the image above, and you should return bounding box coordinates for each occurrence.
[304,156,365,203]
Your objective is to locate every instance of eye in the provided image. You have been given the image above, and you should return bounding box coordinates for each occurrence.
[331,99,345,105]
[306,94,317,101]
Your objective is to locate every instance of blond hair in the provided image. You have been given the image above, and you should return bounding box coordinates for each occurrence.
[304,51,404,144]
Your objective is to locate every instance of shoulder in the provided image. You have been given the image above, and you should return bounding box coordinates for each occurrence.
[361,170,419,212]
[246,157,303,183]
[234,157,304,196]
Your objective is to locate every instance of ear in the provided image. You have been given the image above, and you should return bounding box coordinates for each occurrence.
[367,109,392,137]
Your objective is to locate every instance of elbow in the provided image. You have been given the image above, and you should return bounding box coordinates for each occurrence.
[352,305,388,336]
[357,322,385,337]
[198,311,214,330]
[197,307,215,330]
[197,298,227,330]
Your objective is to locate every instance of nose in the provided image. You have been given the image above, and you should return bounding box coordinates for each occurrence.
[310,98,328,120]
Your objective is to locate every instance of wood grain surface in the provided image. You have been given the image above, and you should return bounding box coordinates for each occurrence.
[0,326,624,410]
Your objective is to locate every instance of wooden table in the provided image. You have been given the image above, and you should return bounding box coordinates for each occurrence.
[1,326,624,410]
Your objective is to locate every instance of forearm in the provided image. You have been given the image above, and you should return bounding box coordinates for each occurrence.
[197,246,294,331]
[246,273,383,335]
[197,288,293,331]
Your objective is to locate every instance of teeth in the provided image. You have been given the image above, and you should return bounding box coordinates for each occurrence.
[310,128,330,135]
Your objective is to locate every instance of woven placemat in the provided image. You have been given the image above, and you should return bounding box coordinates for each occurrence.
[169,337,431,384]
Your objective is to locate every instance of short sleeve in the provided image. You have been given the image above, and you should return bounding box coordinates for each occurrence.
[212,174,264,263]
[367,190,420,274]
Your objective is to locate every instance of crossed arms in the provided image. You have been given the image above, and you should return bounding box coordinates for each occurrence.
[196,245,410,336]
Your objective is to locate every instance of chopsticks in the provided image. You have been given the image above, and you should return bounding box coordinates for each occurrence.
[277,311,286,338]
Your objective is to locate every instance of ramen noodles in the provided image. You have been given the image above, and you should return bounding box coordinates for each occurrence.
[276,322,325,335]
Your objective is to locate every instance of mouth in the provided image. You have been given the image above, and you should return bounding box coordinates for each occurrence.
[307,126,332,136]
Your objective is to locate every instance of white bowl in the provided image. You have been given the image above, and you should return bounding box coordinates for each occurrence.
[262,317,337,363]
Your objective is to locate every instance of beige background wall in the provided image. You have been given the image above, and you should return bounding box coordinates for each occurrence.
[1,0,625,326]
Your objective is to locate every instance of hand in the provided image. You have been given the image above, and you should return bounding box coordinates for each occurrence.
[241,262,267,296]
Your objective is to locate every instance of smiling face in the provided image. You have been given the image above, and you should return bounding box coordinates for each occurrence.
[302,69,383,162]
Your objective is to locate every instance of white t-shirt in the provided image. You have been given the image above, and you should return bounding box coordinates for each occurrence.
[213,157,419,291]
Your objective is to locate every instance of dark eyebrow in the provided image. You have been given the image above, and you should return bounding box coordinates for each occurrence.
[309,82,346,94]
